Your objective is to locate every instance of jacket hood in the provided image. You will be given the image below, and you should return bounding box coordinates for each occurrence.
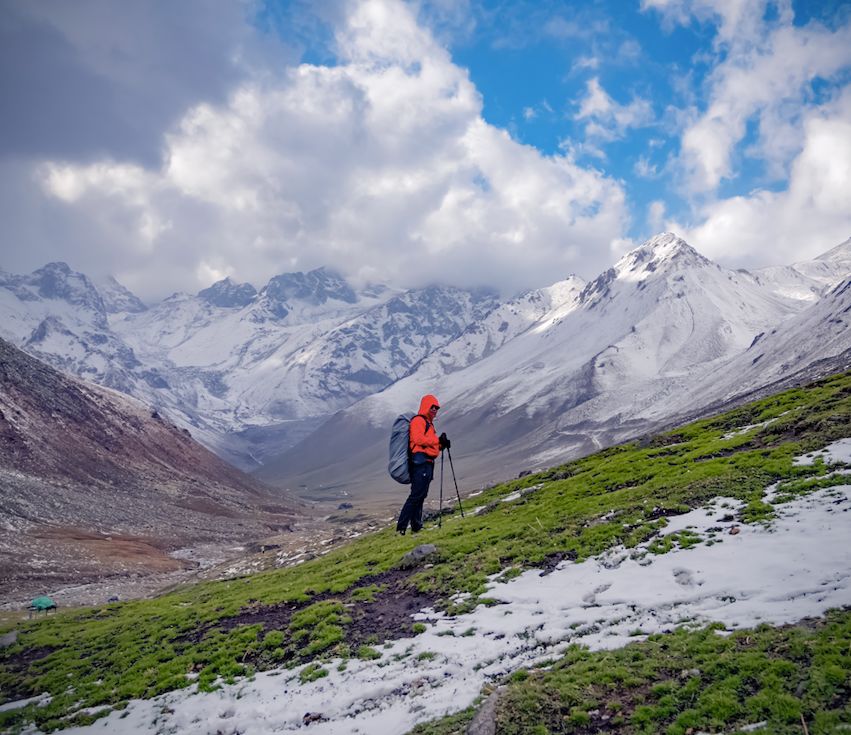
[418,394,440,415]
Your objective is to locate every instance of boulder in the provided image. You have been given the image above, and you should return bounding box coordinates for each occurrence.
[399,544,439,569]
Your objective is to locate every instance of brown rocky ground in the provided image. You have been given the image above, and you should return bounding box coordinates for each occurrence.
[0,338,441,612]
[1,506,397,610]
[0,338,306,609]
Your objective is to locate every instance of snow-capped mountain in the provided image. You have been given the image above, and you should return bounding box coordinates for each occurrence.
[114,270,499,464]
[94,275,149,314]
[692,276,851,412]
[197,277,258,309]
[406,275,586,378]
[0,261,109,332]
[0,262,153,390]
[0,263,500,467]
[2,233,848,493]
[748,236,851,303]
[259,233,849,497]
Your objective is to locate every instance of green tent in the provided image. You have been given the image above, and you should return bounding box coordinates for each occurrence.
[29,596,56,612]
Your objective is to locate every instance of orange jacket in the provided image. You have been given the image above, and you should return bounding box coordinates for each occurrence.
[410,394,440,459]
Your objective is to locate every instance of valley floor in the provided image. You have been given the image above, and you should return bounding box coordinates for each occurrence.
[2,507,394,612]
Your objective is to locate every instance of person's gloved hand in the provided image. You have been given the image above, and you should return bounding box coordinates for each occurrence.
[439,432,451,450]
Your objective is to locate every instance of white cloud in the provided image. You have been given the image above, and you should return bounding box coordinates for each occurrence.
[543,16,586,40]
[634,156,659,179]
[618,39,642,61]
[609,237,636,259]
[33,0,629,299]
[572,56,600,72]
[648,200,666,230]
[577,77,613,119]
[575,77,655,143]
[670,89,851,267]
[647,0,851,193]
[641,0,777,47]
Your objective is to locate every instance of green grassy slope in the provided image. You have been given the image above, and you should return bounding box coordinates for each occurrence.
[2,370,850,733]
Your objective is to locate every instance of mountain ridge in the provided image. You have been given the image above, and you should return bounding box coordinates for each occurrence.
[258,233,849,497]
[1,233,848,486]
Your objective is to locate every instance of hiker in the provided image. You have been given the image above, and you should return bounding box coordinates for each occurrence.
[396,394,450,535]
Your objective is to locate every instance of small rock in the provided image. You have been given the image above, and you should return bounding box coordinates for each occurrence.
[0,631,18,648]
[399,544,439,569]
[303,712,325,725]
[729,526,741,535]
[467,686,503,735]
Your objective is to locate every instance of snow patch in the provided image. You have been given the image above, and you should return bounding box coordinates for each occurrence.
[0,693,51,713]
[794,438,851,466]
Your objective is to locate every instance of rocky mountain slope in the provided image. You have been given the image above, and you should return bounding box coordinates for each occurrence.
[1,233,848,497]
[0,264,499,468]
[749,236,851,302]
[0,338,298,602]
[687,275,851,415]
[259,234,851,498]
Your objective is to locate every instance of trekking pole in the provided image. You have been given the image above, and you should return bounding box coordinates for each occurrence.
[439,451,445,528]
[446,447,465,517]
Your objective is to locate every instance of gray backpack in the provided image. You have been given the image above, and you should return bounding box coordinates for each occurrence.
[388,413,429,484]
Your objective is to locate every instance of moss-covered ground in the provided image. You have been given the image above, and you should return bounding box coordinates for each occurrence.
[2,371,850,732]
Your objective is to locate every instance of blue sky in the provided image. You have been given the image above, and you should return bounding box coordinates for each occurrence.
[1,0,850,300]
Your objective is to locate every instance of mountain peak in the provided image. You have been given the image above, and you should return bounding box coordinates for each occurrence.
[579,234,713,305]
[198,277,258,308]
[542,274,585,306]
[36,261,73,275]
[25,261,108,323]
[616,233,710,277]
[96,276,148,314]
[262,267,357,307]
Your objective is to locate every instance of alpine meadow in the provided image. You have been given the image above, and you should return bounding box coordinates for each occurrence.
[2,372,851,732]
[1,1,851,734]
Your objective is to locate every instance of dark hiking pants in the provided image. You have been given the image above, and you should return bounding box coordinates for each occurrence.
[396,461,434,533]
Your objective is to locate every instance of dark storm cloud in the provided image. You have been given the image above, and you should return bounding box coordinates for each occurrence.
[0,0,292,166]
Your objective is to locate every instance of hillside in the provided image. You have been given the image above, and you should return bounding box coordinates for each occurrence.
[1,369,849,734]
[0,338,299,604]
[259,234,850,499]
[3,235,847,480]
[0,262,501,469]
